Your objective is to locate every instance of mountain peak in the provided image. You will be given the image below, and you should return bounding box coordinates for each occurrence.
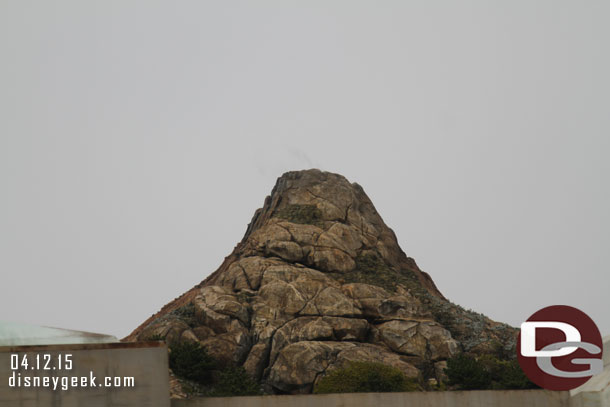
[237,169,444,299]
[126,169,516,395]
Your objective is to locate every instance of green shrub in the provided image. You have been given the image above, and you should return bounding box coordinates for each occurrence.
[169,341,216,385]
[169,341,261,397]
[328,252,423,295]
[445,354,538,390]
[276,204,323,226]
[171,303,197,327]
[355,252,387,274]
[445,354,490,390]
[477,355,538,390]
[206,366,261,397]
[314,361,420,394]
[146,334,164,342]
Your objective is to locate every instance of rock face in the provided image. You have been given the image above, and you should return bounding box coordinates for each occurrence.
[126,169,517,394]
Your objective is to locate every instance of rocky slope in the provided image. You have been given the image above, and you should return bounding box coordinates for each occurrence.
[126,169,516,394]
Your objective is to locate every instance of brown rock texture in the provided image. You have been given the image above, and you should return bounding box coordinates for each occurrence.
[126,169,517,394]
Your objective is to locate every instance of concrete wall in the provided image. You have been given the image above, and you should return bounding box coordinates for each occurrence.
[569,335,610,407]
[0,342,169,407]
[172,390,570,407]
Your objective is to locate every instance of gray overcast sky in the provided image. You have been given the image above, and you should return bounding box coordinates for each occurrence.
[1,1,608,339]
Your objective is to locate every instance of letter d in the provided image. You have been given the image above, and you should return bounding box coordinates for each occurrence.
[521,321,581,357]
[9,372,15,387]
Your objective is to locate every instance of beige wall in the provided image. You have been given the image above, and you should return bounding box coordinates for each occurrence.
[172,391,570,407]
[0,342,169,407]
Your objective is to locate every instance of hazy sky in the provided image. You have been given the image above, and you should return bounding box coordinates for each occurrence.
[1,1,608,339]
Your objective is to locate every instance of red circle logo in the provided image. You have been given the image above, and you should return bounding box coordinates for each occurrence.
[517,305,603,391]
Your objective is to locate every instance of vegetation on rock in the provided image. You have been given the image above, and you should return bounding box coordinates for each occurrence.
[276,204,323,226]
[146,333,164,341]
[314,362,420,394]
[329,252,422,294]
[169,341,216,385]
[169,341,261,397]
[206,366,262,397]
[171,303,197,327]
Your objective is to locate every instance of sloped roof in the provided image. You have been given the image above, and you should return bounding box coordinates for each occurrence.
[0,321,117,346]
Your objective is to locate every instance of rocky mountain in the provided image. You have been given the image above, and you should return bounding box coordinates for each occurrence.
[126,169,516,394]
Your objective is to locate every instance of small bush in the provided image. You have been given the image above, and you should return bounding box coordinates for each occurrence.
[355,252,387,274]
[146,334,164,341]
[445,354,538,390]
[276,204,323,226]
[206,366,261,397]
[171,303,197,327]
[329,252,423,294]
[169,341,216,385]
[445,354,490,390]
[314,361,419,394]
[477,355,538,390]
